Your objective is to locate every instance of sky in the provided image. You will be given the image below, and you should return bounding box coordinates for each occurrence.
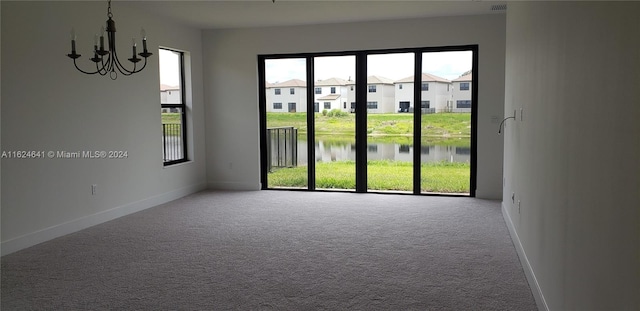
[265,51,472,84]
[159,49,181,87]
[161,50,473,87]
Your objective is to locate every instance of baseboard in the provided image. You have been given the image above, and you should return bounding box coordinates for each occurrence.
[207,180,261,191]
[502,203,549,311]
[1,183,207,257]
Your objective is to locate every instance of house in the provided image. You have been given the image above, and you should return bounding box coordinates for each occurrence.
[160,84,181,105]
[265,79,307,112]
[2,2,638,310]
[452,73,472,113]
[394,73,452,113]
[314,77,350,112]
[364,75,396,113]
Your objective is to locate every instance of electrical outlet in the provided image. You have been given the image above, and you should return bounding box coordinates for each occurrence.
[91,184,97,195]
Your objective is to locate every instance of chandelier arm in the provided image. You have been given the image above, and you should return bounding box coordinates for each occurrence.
[112,51,135,76]
[73,58,104,75]
[108,31,136,76]
[96,54,109,75]
[135,57,149,73]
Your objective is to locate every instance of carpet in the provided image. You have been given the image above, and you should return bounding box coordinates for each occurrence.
[1,190,537,310]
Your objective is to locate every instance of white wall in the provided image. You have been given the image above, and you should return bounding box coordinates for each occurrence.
[503,2,640,310]
[1,1,207,255]
[203,14,506,198]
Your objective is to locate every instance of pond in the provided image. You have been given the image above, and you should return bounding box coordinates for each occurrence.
[294,139,470,165]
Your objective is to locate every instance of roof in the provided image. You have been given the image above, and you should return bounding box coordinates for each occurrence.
[315,77,350,86]
[453,73,472,82]
[367,75,395,85]
[395,73,451,83]
[317,94,341,101]
[160,84,180,91]
[267,79,306,88]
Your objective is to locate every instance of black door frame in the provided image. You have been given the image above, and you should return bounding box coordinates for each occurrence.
[259,45,478,197]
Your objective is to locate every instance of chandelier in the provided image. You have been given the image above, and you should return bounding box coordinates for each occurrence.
[67,0,152,80]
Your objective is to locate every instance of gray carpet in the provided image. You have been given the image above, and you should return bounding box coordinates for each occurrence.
[1,190,537,310]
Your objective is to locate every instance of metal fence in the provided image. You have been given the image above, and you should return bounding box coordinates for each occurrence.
[267,126,298,172]
[163,123,183,162]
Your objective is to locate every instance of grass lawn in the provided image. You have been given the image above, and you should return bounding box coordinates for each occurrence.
[268,160,470,193]
[266,112,471,138]
[161,113,182,136]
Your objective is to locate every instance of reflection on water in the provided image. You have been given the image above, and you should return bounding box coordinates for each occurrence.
[295,139,470,165]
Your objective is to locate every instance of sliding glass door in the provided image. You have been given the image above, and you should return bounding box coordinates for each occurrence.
[263,58,308,189]
[420,51,473,194]
[366,52,415,193]
[259,46,476,196]
[312,55,357,191]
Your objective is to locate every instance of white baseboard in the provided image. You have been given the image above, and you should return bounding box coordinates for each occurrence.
[502,203,549,311]
[1,183,207,256]
[207,180,261,191]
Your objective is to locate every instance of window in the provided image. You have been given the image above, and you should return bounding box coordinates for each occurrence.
[273,102,282,109]
[259,45,477,196]
[160,48,188,165]
[460,82,470,90]
[275,88,281,95]
[290,88,295,95]
[457,100,471,108]
[288,102,296,112]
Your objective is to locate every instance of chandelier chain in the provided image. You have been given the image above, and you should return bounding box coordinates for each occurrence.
[107,0,113,18]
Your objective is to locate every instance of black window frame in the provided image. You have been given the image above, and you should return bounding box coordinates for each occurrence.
[460,82,470,91]
[315,87,322,94]
[368,85,376,93]
[330,86,336,94]
[160,48,188,166]
[421,82,429,91]
[290,88,295,95]
[275,88,281,95]
[273,102,283,109]
[258,45,478,197]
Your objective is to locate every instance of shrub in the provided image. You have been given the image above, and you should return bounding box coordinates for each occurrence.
[327,109,348,118]
[322,109,328,116]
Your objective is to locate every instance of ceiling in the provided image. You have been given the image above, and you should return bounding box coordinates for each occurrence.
[124,0,507,30]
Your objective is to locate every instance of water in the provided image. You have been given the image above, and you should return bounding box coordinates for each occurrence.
[295,139,470,165]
